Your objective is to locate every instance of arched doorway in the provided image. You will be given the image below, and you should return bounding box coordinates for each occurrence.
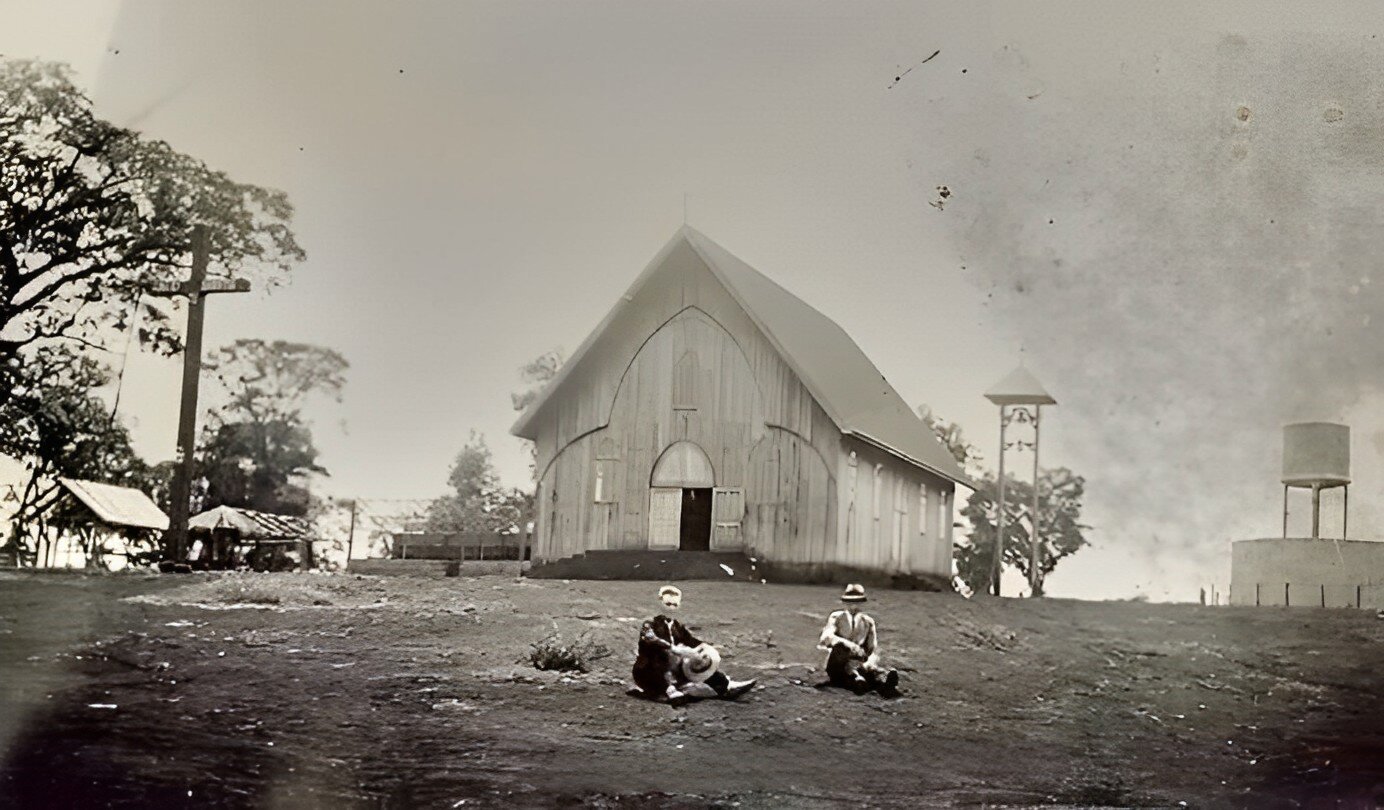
[649,441,715,551]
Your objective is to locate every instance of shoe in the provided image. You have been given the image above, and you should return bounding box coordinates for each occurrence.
[884,670,899,691]
[850,677,871,695]
[666,689,691,707]
[722,679,756,699]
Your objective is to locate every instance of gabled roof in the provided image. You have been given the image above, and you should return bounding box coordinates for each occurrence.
[511,227,970,486]
[188,504,309,540]
[58,478,169,531]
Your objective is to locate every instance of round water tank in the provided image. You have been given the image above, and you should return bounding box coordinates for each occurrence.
[1282,422,1350,486]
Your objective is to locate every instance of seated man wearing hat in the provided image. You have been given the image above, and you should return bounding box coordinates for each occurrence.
[817,583,900,696]
[629,585,756,706]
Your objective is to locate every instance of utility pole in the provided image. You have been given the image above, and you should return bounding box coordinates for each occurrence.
[344,498,358,565]
[150,225,250,566]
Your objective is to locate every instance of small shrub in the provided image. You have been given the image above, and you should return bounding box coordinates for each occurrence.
[527,632,612,673]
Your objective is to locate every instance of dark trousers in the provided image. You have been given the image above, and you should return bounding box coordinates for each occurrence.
[825,642,897,695]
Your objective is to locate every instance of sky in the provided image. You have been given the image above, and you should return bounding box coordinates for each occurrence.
[3,0,1382,601]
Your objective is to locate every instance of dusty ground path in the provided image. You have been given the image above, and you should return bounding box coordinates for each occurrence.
[1,571,1381,808]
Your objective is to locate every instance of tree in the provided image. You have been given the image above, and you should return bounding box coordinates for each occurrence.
[203,339,348,425]
[921,406,1090,596]
[196,340,347,516]
[510,349,565,413]
[0,345,155,566]
[0,59,304,407]
[426,432,529,535]
[918,405,984,475]
[956,468,1090,596]
[511,349,564,482]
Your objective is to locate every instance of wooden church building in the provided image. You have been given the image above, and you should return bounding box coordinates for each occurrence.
[512,227,971,585]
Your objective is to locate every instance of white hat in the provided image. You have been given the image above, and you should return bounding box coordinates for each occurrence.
[678,643,721,683]
[841,583,868,603]
[659,585,682,608]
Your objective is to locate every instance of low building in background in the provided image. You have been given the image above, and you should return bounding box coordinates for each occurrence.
[187,504,312,571]
[36,478,170,569]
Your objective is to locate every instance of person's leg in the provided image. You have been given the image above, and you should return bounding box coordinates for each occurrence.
[825,643,856,686]
[861,661,900,696]
[705,671,730,695]
[827,643,870,693]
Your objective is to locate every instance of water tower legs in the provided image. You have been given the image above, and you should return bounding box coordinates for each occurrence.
[1311,483,1321,540]
[1282,484,1289,540]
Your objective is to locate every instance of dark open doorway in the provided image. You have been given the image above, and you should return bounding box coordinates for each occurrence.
[679,488,712,551]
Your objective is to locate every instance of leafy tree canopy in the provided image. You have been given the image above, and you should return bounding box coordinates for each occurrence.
[1,58,304,403]
[196,340,347,516]
[427,432,529,535]
[921,405,1091,596]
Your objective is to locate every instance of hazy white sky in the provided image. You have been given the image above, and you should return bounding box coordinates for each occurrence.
[4,1,1383,600]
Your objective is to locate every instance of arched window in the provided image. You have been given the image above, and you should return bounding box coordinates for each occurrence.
[672,351,699,411]
[650,441,715,488]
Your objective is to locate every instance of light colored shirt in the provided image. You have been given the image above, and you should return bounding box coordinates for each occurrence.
[817,609,880,669]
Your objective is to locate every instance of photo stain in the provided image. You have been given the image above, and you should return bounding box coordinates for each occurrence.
[930,185,951,211]
[886,49,940,90]
[1236,106,1251,122]
[1323,104,1344,123]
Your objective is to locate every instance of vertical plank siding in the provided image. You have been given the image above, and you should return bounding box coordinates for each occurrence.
[527,240,955,578]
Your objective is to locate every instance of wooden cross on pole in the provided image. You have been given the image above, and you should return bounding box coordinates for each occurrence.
[147,225,250,565]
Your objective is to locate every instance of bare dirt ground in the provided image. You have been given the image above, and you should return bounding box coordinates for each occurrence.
[1,571,1382,809]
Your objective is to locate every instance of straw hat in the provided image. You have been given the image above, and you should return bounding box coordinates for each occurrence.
[840,583,868,603]
[659,585,682,609]
[678,643,721,683]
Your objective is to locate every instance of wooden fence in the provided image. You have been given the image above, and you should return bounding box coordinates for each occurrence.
[390,532,528,561]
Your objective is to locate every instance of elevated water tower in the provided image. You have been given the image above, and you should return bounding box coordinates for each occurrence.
[1281,422,1350,540]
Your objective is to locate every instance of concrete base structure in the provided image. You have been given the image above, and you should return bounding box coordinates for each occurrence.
[1230,538,1384,608]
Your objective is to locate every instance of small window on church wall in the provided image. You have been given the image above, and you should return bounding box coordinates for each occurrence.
[593,460,616,503]
[673,351,699,410]
[893,478,907,541]
[938,490,949,538]
[919,484,929,536]
[872,464,883,532]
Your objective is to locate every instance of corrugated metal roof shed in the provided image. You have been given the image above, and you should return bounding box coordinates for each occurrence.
[512,226,970,486]
[188,505,309,540]
[58,478,169,531]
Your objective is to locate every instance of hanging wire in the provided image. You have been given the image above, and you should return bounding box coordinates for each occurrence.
[108,290,145,425]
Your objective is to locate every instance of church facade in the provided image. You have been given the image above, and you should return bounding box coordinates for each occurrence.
[511,227,970,584]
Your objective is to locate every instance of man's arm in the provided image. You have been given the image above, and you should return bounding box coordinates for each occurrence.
[817,611,863,655]
[640,620,673,649]
[862,616,880,669]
